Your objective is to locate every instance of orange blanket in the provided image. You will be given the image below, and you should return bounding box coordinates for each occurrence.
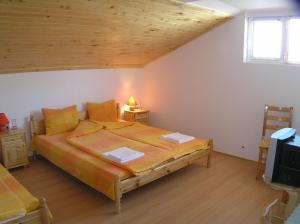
[67,122,173,176]
[34,132,131,200]
[108,122,210,159]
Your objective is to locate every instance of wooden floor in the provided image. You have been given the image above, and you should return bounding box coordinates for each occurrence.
[11,152,280,224]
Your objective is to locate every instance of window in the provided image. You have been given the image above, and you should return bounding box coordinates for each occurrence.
[245,16,300,65]
[287,18,300,64]
[252,19,283,59]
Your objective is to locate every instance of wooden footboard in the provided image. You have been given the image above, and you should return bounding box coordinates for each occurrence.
[114,139,213,213]
[3,198,52,224]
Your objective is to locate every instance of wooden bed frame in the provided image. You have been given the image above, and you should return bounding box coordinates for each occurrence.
[4,198,52,224]
[114,143,212,213]
[29,110,213,213]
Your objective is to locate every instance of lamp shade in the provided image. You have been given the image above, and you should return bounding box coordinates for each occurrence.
[0,113,9,128]
[128,96,137,106]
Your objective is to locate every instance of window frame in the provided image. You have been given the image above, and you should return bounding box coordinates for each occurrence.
[286,17,300,65]
[245,15,300,66]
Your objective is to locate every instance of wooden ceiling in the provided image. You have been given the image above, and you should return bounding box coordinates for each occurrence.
[0,0,231,74]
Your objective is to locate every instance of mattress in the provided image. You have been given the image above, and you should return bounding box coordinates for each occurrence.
[34,133,132,200]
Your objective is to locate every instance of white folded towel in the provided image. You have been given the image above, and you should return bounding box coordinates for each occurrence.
[160,132,195,144]
[102,147,144,164]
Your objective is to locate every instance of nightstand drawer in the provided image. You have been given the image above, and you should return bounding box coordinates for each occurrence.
[3,140,25,147]
[135,113,148,119]
[123,109,149,125]
[3,142,26,150]
[2,135,24,144]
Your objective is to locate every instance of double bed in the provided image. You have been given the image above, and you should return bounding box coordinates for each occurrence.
[30,111,213,213]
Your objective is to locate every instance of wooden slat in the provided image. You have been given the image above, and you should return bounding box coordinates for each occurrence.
[265,124,286,131]
[266,115,291,123]
[267,106,293,113]
[0,0,231,74]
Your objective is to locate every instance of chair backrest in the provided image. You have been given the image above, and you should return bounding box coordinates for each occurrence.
[262,105,293,138]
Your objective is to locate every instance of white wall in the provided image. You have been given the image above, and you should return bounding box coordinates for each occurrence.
[0,68,144,131]
[143,13,300,161]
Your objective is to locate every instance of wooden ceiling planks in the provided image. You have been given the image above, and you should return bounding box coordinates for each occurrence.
[0,0,231,74]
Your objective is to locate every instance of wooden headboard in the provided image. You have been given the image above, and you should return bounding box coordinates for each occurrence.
[29,103,120,138]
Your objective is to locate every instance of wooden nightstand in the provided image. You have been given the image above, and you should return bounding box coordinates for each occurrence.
[0,129,29,169]
[124,109,149,124]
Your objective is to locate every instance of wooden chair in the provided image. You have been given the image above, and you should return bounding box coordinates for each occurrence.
[256,105,293,180]
[261,199,285,224]
[261,188,300,224]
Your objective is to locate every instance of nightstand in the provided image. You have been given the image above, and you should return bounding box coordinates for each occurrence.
[124,109,149,125]
[0,129,29,169]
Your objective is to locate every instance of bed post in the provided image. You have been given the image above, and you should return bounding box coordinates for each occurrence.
[29,115,37,160]
[116,103,120,120]
[114,175,122,214]
[207,139,213,168]
[40,198,51,224]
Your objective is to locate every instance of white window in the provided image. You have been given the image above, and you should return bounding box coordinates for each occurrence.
[245,16,300,65]
[287,18,300,64]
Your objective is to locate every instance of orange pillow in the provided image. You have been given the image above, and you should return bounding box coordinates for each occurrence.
[42,105,79,135]
[87,100,117,122]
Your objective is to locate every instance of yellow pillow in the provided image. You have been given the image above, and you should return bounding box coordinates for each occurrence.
[42,105,79,135]
[87,100,117,122]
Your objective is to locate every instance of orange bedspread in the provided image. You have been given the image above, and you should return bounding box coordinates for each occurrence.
[67,128,173,176]
[34,133,131,200]
[108,122,210,159]
[34,121,210,200]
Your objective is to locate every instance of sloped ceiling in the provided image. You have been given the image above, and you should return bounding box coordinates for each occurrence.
[0,0,231,74]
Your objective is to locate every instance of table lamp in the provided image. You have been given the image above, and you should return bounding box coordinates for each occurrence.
[0,113,9,131]
[128,96,137,111]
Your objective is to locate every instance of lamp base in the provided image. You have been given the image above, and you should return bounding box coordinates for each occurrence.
[129,106,135,111]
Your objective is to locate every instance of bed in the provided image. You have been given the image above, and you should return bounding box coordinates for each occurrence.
[0,164,52,224]
[29,111,213,213]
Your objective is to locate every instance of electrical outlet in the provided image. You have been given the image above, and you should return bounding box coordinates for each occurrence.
[11,119,17,130]
[241,146,245,150]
